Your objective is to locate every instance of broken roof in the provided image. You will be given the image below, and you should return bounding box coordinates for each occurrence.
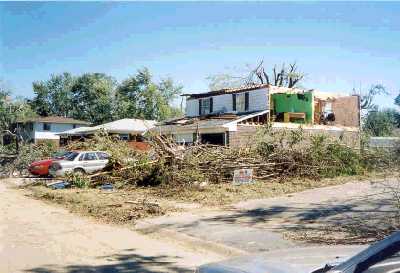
[182,84,354,100]
[154,110,269,133]
[182,84,270,99]
[57,118,157,136]
[18,116,90,125]
[92,118,157,134]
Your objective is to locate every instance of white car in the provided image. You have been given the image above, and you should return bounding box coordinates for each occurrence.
[49,151,110,177]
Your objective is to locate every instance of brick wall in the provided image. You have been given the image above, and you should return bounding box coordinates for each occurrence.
[229,124,360,148]
[228,125,259,148]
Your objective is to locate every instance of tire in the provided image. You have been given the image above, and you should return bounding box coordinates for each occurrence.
[73,168,86,175]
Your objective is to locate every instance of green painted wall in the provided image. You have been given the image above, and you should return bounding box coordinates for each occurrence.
[272,92,313,123]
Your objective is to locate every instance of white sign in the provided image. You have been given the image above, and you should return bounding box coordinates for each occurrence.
[233,169,253,185]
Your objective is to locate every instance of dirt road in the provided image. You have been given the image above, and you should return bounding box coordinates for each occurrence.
[0,180,225,273]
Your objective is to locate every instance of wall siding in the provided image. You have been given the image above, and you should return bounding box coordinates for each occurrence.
[213,94,233,113]
[34,122,79,133]
[174,133,194,143]
[31,122,86,142]
[185,88,269,117]
[186,99,199,117]
[248,88,269,112]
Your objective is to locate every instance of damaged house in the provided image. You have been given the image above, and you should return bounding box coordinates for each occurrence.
[153,84,360,147]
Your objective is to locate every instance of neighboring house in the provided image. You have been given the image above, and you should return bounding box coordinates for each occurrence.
[153,84,361,147]
[15,116,90,145]
[57,118,157,143]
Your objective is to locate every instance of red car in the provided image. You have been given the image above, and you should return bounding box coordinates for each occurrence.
[28,151,73,176]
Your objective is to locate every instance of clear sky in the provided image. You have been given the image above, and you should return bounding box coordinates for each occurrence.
[1,2,399,108]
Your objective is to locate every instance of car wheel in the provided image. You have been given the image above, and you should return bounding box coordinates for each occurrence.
[73,168,85,175]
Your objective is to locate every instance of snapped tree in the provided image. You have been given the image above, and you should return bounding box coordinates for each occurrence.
[207,60,305,90]
[0,82,36,149]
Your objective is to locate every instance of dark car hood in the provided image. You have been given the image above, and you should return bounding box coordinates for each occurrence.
[197,246,365,273]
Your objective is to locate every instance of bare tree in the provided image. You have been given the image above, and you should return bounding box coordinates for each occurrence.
[247,61,305,88]
[207,60,305,90]
[354,84,388,111]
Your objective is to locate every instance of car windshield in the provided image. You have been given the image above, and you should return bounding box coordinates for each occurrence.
[64,152,79,161]
[52,151,68,158]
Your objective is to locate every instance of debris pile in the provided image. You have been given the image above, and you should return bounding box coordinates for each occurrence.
[0,142,57,177]
[62,127,400,188]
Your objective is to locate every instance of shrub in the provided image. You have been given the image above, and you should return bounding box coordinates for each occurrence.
[65,172,90,188]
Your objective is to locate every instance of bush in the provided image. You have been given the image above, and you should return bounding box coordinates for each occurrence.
[255,125,397,179]
[65,172,90,188]
[363,109,398,137]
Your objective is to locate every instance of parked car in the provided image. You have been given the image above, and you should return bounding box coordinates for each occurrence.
[28,151,75,176]
[49,151,110,177]
[196,231,400,273]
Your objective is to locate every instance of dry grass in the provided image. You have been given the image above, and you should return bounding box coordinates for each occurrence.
[27,186,177,225]
[26,171,393,226]
[145,171,393,206]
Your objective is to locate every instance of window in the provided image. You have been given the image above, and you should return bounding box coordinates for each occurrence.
[199,97,213,115]
[97,152,110,160]
[65,152,79,161]
[119,134,129,141]
[73,124,77,129]
[27,122,33,131]
[83,152,98,161]
[43,123,51,131]
[233,92,249,112]
[236,93,246,112]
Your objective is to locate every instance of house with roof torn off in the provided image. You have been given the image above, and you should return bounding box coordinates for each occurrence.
[153,84,361,147]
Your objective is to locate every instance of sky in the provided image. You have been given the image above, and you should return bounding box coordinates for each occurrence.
[0,2,399,108]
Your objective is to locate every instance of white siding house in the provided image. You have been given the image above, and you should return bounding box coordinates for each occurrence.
[16,116,90,144]
[185,86,269,117]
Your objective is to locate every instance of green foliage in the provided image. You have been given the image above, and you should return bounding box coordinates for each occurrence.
[114,68,183,121]
[308,135,363,177]
[363,109,398,136]
[65,173,90,188]
[66,130,139,161]
[255,126,395,179]
[29,69,183,125]
[0,83,36,135]
[71,73,115,125]
[2,142,58,176]
[31,72,115,125]
[31,73,75,117]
